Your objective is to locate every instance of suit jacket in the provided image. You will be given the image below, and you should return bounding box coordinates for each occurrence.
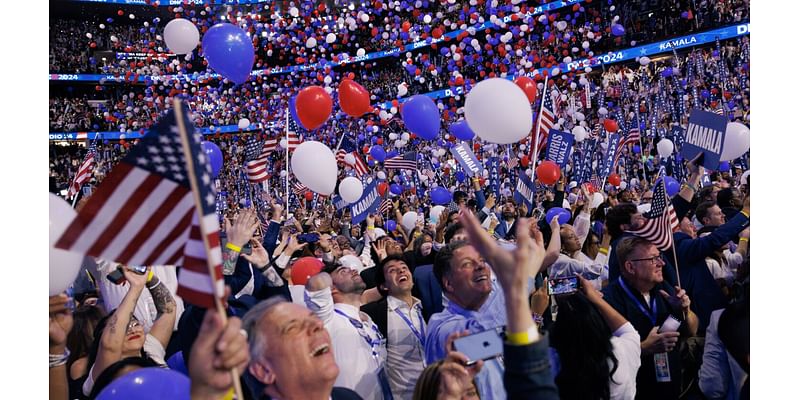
[360,297,389,340]
[412,264,443,321]
[495,218,517,240]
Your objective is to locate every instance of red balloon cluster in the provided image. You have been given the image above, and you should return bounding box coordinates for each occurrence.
[536,161,561,185]
[338,79,371,117]
[514,76,538,104]
[296,86,332,130]
[378,182,388,196]
[304,192,314,201]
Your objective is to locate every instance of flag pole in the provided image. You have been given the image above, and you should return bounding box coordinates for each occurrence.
[285,108,290,221]
[173,99,245,400]
[532,75,548,165]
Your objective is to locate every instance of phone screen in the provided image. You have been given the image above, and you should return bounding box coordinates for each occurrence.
[453,329,504,365]
[548,276,580,296]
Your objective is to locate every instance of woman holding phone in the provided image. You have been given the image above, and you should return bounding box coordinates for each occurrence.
[81,266,176,397]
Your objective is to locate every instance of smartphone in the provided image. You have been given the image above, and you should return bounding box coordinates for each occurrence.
[548,276,580,296]
[127,265,147,275]
[659,315,682,333]
[453,329,504,365]
[106,268,126,285]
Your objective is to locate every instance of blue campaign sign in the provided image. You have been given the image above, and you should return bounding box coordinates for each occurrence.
[544,129,575,169]
[332,194,349,212]
[600,134,621,178]
[682,109,727,170]
[513,172,536,211]
[349,180,381,225]
[487,157,501,199]
[450,143,483,177]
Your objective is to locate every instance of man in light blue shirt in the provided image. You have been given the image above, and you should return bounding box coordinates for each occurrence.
[425,240,535,400]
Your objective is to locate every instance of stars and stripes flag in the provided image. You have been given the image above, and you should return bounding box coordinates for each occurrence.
[336,135,369,177]
[532,80,556,158]
[54,104,224,309]
[244,134,278,184]
[627,180,679,251]
[292,180,308,198]
[384,151,418,170]
[286,114,303,152]
[68,140,97,199]
[379,198,393,215]
[614,127,641,168]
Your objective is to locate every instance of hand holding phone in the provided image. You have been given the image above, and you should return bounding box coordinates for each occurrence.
[453,329,504,365]
[548,276,580,296]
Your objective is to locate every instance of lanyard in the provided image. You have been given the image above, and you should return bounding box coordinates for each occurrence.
[393,304,426,348]
[617,277,658,325]
[334,309,384,364]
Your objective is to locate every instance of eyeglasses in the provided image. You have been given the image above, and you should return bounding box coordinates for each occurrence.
[127,318,142,332]
[630,255,663,265]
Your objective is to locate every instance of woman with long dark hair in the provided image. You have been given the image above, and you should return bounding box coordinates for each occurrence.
[66,305,106,400]
[550,276,641,399]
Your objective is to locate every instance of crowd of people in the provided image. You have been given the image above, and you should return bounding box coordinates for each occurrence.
[50,0,750,399]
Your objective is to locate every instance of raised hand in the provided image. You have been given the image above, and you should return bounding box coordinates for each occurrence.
[188,312,250,400]
[242,240,269,269]
[659,286,691,314]
[225,209,260,248]
[49,294,74,352]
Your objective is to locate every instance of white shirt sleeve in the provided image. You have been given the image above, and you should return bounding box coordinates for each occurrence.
[699,311,733,399]
[573,211,591,248]
[305,287,335,325]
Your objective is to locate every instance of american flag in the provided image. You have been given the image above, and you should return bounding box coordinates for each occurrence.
[335,134,369,177]
[286,113,303,152]
[614,127,640,168]
[384,151,418,170]
[292,180,308,198]
[590,124,601,139]
[378,198,393,215]
[54,104,224,309]
[532,83,556,158]
[244,134,277,184]
[627,180,679,251]
[68,140,97,199]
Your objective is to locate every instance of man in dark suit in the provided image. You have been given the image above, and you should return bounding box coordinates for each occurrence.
[493,200,519,240]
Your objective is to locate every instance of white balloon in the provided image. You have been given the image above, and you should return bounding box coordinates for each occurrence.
[291,141,338,195]
[389,133,398,140]
[423,15,432,24]
[720,122,750,161]
[430,205,446,222]
[361,13,370,23]
[164,18,199,54]
[357,48,366,57]
[279,138,288,148]
[306,37,317,48]
[464,78,532,144]
[598,107,608,116]
[49,194,83,296]
[740,170,750,186]
[619,181,628,190]
[289,7,299,17]
[639,56,651,66]
[339,177,364,203]
[326,33,336,43]
[397,83,408,97]
[344,153,356,165]
[590,192,605,208]
[657,139,674,158]
[377,171,387,180]
[238,118,250,129]
[575,112,585,121]
[402,211,419,232]
[572,126,587,142]
[324,75,332,84]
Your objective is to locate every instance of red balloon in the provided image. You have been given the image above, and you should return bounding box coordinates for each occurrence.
[290,257,323,285]
[512,76,538,104]
[520,156,530,167]
[402,21,411,32]
[536,160,561,185]
[608,173,621,186]
[584,182,596,194]
[304,191,314,201]
[603,119,619,133]
[296,86,333,130]
[378,182,388,196]
[338,79,371,117]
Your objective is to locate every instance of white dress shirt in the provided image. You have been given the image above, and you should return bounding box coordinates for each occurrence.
[609,322,643,400]
[306,287,387,400]
[386,296,427,400]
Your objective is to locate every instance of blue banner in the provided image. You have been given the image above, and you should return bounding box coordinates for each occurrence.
[513,172,536,211]
[544,129,574,169]
[682,109,727,171]
[73,0,269,5]
[349,180,381,225]
[49,119,282,141]
[600,134,621,178]
[487,157,501,199]
[331,194,349,211]
[450,143,483,177]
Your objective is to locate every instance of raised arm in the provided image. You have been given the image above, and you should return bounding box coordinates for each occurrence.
[578,276,626,332]
[145,270,177,349]
[305,272,335,325]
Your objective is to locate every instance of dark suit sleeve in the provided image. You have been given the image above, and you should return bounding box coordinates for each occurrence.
[676,213,749,263]
[503,333,560,400]
[475,189,486,210]
[262,220,281,256]
[672,195,693,221]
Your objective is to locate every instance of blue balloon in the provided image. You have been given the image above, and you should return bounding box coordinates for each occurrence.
[449,120,475,140]
[633,145,641,154]
[401,95,440,140]
[386,219,397,232]
[96,368,189,400]
[719,161,730,172]
[455,171,466,182]
[370,145,386,162]
[166,352,189,376]
[390,183,403,195]
[430,187,452,205]
[201,141,223,178]
[201,23,255,85]
[655,176,680,197]
[611,24,625,36]
[546,207,571,225]
[661,67,673,78]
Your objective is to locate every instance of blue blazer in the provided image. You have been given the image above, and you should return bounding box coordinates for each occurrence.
[413,264,443,322]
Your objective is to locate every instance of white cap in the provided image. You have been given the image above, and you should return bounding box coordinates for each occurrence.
[568,181,578,190]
